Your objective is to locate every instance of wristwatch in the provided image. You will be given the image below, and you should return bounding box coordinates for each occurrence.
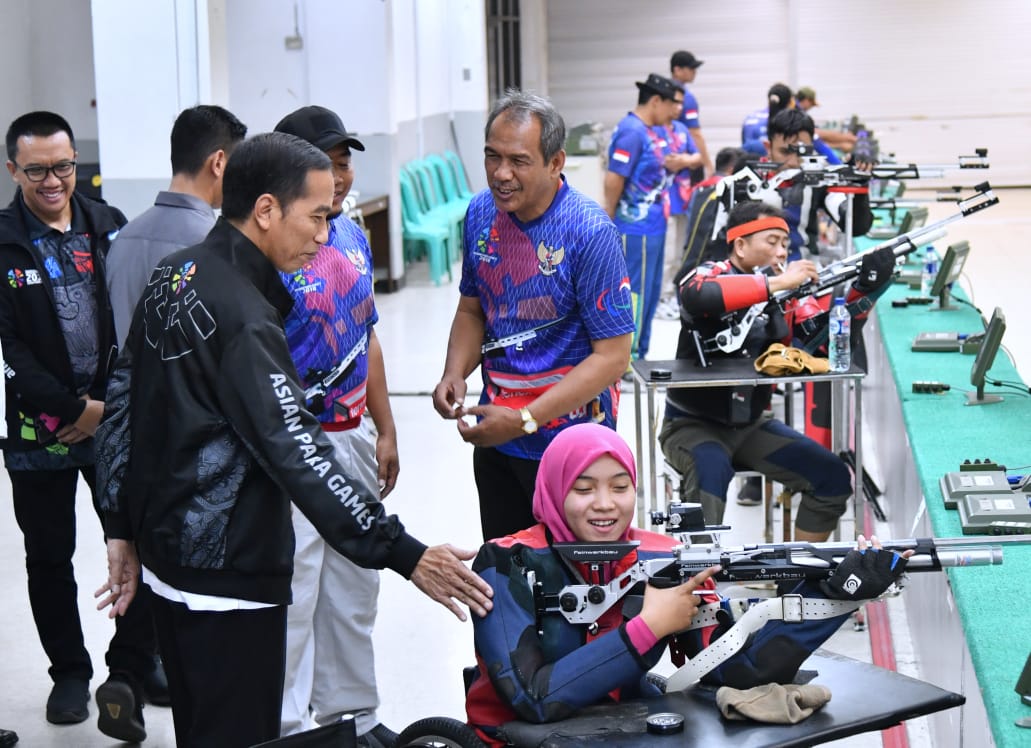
[519,407,538,435]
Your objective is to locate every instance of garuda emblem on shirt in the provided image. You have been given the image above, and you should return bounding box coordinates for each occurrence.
[536,242,565,276]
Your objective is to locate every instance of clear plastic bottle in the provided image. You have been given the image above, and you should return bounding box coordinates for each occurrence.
[828,297,851,372]
[920,246,940,298]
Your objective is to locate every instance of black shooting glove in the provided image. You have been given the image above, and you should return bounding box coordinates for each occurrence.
[853,245,897,294]
[819,547,908,600]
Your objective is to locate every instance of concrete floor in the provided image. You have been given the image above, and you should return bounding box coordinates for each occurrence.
[0,187,1025,747]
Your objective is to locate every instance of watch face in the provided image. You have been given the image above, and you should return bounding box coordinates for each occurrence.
[522,420,538,434]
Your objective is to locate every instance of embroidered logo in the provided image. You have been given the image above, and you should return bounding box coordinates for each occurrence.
[7,268,25,288]
[536,242,565,276]
[172,261,196,294]
[291,265,325,295]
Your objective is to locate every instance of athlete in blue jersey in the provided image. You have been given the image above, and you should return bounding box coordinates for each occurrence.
[434,91,634,542]
[275,107,400,748]
[656,120,702,317]
[604,73,683,359]
[670,50,711,179]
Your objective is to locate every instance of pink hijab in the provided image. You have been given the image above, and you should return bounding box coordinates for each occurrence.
[531,423,638,543]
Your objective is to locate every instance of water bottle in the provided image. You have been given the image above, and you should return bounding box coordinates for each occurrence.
[828,297,851,372]
[920,246,940,298]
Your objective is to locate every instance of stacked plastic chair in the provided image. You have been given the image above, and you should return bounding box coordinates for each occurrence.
[398,168,451,285]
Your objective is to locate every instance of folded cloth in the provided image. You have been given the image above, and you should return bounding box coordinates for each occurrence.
[754,343,831,376]
[716,683,832,724]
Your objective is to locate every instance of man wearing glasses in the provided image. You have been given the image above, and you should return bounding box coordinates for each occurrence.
[0,111,160,738]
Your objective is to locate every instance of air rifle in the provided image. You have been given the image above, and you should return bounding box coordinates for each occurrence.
[534,512,1006,629]
[695,181,998,362]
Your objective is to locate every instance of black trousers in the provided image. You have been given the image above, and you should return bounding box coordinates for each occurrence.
[472,446,540,541]
[9,465,156,683]
[151,595,287,748]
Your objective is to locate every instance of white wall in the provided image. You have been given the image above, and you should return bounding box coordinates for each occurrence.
[544,0,1031,186]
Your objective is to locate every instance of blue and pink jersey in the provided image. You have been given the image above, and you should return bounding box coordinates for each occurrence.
[461,180,636,460]
[281,216,378,426]
[608,112,671,236]
[677,86,701,130]
[659,120,698,215]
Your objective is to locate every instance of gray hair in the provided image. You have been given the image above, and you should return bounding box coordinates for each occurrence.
[485,89,566,162]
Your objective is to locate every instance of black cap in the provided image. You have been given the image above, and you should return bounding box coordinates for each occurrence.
[274,105,365,152]
[670,50,704,69]
[635,73,682,100]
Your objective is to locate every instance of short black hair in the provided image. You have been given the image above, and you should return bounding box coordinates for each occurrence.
[170,105,247,175]
[728,200,785,230]
[767,83,794,119]
[6,111,75,161]
[768,109,815,141]
[220,132,331,222]
[715,147,748,174]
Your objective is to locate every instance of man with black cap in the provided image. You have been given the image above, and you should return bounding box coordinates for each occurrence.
[604,73,685,361]
[273,105,400,747]
[669,50,711,180]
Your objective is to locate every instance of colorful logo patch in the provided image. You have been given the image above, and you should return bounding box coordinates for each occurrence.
[172,261,196,294]
[473,225,501,265]
[7,268,25,288]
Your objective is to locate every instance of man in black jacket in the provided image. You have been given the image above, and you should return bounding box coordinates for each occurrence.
[95,132,494,748]
[0,111,164,736]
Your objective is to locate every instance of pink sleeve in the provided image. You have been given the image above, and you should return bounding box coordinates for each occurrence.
[625,615,660,654]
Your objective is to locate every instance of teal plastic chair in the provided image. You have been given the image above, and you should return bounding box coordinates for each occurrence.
[399,169,451,285]
[443,150,475,200]
[411,159,464,263]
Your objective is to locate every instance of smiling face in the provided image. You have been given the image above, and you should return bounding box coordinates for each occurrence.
[484,112,564,222]
[325,143,354,217]
[6,130,77,229]
[562,454,636,542]
[262,168,334,272]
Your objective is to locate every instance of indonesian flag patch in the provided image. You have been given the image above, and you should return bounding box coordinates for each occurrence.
[612,149,630,164]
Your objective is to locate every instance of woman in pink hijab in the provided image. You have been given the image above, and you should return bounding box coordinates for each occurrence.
[465,424,718,745]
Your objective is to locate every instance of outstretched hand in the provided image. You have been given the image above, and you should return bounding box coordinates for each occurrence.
[95,539,140,619]
[410,544,494,622]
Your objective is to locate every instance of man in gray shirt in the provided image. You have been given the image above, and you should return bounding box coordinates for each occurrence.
[106,105,247,343]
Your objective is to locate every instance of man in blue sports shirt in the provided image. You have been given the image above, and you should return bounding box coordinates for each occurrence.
[433,90,634,542]
[604,73,684,361]
[670,50,711,181]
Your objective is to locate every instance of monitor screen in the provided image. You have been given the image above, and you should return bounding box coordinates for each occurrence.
[967,306,1006,405]
[930,241,970,310]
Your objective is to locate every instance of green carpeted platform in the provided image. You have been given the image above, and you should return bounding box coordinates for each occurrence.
[874,278,1031,747]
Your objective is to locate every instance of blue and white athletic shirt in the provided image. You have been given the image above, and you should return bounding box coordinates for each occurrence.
[677,85,701,130]
[281,215,378,426]
[608,112,671,236]
[460,180,636,460]
[661,121,698,216]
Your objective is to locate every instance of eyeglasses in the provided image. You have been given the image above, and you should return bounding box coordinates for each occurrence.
[13,160,76,182]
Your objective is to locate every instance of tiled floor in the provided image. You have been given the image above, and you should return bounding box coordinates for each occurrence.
[0,188,1025,746]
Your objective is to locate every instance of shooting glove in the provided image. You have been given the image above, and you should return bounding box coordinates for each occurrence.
[853,245,897,293]
[754,343,830,376]
[819,547,908,600]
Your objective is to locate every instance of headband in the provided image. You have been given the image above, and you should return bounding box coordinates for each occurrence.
[726,216,790,244]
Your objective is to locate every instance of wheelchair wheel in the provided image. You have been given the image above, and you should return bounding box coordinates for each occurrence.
[396,716,488,748]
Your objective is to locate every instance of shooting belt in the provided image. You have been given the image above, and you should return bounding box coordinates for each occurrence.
[664,595,861,692]
[753,343,830,376]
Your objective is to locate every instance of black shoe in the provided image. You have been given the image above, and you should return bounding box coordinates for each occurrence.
[0,728,17,747]
[46,678,90,724]
[357,722,399,748]
[96,673,146,743]
[142,657,171,706]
